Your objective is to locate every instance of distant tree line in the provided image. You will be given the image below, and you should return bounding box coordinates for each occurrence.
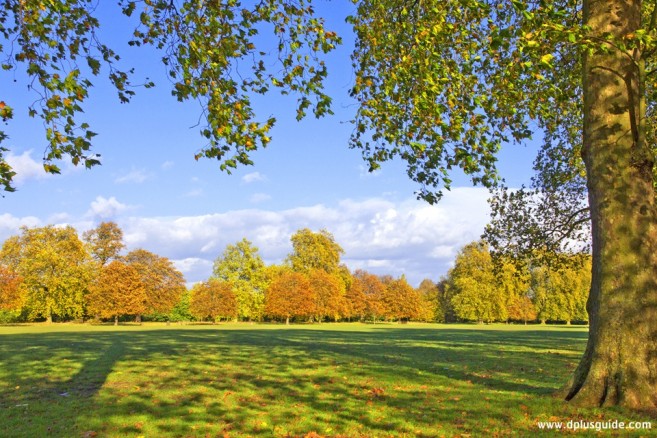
[0,223,590,325]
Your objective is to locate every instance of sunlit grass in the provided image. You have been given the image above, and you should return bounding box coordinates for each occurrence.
[0,323,654,437]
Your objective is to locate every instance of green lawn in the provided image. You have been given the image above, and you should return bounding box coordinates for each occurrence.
[0,323,654,437]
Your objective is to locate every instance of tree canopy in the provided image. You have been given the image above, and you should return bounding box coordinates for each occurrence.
[0,0,340,192]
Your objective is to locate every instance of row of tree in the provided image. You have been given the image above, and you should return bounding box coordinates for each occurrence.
[0,223,185,324]
[0,223,590,325]
[433,241,591,325]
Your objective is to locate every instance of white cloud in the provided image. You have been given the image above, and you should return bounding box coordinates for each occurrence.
[5,150,51,186]
[86,196,131,219]
[242,171,267,184]
[115,168,151,184]
[115,188,491,285]
[250,193,271,203]
[161,161,174,170]
[0,213,42,243]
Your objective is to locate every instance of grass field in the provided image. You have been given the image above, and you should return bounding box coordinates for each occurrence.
[0,323,654,437]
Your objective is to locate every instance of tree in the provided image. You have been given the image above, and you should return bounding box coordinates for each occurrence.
[0,0,340,192]
[349,0,657,409]
[265,270,315,324]
[308,269,347,322]
[83,222,126,266]
[87,260,147,325]
[353,270,386,323]
[212,238,268,321]
[345,274,368,321]
[381,276,424,322]
[124,249,185,322]
[0,265,23,311]
[0,226,93,322]
[495,259,531,323]
[189,279,238,323]
[531,257,590,325]
[447,242,506,324]
[417,278,443,322]
[286,228,344,274]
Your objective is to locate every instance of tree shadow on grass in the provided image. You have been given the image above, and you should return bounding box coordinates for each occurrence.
[0,326,595,437]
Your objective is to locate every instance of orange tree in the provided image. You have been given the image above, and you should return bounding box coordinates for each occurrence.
[308,269,347,322]
[354,270,386,323]
[381,276,424,322]
[265,270,315,325]
[0,265,22,312]
[189,279,238,323]
[87,260,146,325]
[345,275,368,322]
[124,249,186,322]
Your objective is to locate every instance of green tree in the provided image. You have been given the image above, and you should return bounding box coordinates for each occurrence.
[286,228,344,274]
[447,242,506,324]
[189,279,238,323]
[0,226,94,322]
[83,221,126,266]
[124,249,186,322]
[212,238,268,321]
[87,260,147,325]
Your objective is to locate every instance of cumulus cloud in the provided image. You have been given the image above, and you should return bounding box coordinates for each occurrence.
[242,171,267,184]
[115,168,151,184]
[5,150,51,186]
[0,213,42,242]
[117,188,491,285]
[86,196,131,219]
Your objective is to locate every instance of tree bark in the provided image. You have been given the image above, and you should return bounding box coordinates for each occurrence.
[567,0,657,411]
[114,315,118,326]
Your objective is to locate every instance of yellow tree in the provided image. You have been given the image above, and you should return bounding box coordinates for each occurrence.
[495,259,531,323]
[189,279,238,323]
[87,261,147,325]
[82,221,125,266]
[212,238,268,321]
[0,226,94,322]
[448,241,506,324]
[286,228,344,274]
[124,249,186,322]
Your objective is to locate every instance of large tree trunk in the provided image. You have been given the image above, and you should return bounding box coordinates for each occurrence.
[567,0,657,411]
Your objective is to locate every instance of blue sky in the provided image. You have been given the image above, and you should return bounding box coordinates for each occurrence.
[0,1,538,286]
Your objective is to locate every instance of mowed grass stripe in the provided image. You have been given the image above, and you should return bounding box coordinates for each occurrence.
[0,323,653,437]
